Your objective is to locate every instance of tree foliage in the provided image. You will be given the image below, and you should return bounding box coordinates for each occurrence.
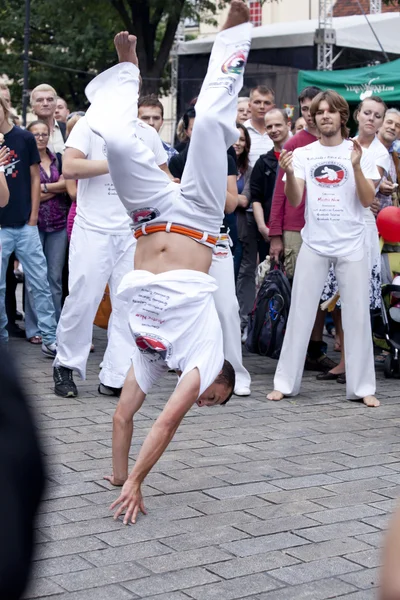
[0,0,237,111]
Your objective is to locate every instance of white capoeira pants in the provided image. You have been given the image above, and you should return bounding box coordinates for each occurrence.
[210,235,251,390]
[85,23,252,239]
[274,243,376,400]
[54,224,135,382]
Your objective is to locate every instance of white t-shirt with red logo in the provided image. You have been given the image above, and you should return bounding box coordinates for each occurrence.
[66,116,167,235]
[292,139,380,257]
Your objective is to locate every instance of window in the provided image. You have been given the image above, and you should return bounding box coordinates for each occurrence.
[249,0,263,27]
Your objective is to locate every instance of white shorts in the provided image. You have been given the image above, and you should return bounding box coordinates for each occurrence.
[117,269,224,396]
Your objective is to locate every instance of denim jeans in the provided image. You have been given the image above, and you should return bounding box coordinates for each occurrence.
[0,225,57,345]
[25,228,68,339]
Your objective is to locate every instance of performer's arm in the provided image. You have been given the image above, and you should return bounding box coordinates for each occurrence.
[352,139,375,208]
[62,147,109,180]
[280,150,305,208]
[111,368,200,524]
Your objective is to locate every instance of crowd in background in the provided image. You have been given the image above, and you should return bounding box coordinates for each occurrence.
[0,77,400,384]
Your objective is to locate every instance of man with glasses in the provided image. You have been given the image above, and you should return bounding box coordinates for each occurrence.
[30,84,66,153]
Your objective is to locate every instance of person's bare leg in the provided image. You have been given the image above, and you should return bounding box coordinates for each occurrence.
[104,365,146,486]
[327,311,345,375]
[332,309,342,351]
[221,0,250,30]
[267,390,285,401]
[114,31,139,66]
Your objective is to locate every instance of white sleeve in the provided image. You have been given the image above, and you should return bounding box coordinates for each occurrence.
[292,148,306,181]
[360,149,381,181]
[148,126,168,166]
[65,116,92,157]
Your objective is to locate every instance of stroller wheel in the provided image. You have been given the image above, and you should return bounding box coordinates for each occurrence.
[384,354,399,378]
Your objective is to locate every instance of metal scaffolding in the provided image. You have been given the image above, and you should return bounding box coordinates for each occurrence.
[370,0,382,13]
[316,0,336,70]
[170,20,185,144]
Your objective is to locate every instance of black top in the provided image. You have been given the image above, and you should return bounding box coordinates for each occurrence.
[169,144,237,180]
[250,148,279,224]
[0,126,40,227]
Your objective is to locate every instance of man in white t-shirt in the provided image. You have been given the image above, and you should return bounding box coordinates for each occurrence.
[53,115,168,398]
[267,90,380,408]
[84,4,251,524]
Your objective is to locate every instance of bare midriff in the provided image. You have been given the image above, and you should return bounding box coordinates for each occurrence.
[134,231,213,275]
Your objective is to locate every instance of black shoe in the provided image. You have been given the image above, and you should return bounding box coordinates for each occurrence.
[337,373,346,384]
[305,354,337,372]
[316,371,340,381]
[98,383,122,397]
[53,366,78,397]
[6,324,25,338]
[15,311,23,321]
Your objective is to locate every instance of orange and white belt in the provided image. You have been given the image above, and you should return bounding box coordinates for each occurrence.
[134,222,219,247]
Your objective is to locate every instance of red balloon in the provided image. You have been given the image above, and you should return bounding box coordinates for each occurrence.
[377,206,400,243]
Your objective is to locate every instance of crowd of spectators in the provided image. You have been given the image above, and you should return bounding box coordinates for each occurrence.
[0,77,399,386]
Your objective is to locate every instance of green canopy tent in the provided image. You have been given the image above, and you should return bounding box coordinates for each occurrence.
[298,59,400,103]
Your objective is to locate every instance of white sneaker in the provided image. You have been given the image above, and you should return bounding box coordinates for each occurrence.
[241,326,248,344]
[42,342,57,358]
[234,386,251,396]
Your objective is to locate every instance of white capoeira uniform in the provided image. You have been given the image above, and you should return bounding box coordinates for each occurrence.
[53,116,167,385]
[85,22,252,394]
[210,232,251,391]
[274,139,380,400]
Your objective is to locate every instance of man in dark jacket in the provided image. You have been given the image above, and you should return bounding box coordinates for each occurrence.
[251,108,291,243]
[237,109,290,331]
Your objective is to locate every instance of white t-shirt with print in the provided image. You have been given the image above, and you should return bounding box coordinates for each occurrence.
[66,116,168,235]
[117,269,224,397]
[293,139,380,257]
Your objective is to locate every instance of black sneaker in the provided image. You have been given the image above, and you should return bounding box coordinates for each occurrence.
[98,383,122,397]
[53,366,78,398]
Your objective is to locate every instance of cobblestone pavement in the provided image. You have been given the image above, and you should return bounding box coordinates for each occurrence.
[13,329,400,600]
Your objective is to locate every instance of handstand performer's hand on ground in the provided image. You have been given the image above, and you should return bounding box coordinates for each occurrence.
[110,479,147,525]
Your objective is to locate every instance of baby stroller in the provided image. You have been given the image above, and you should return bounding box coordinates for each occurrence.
[381,282,400,378]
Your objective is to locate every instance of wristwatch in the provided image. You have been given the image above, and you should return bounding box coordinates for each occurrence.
[43,183,48,193]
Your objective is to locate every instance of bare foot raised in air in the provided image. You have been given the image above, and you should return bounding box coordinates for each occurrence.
[114,31,138,67]
[363,395,380,408]
[221,0,250,30]
[267,390,284,401]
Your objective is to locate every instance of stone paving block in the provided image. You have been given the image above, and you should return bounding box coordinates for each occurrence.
[189,495,268,515]
[22,577,65,598]
[362,514,391,530]
[221,532,310,557]
[173,510,260,533]
[43,481,104,500]
[311,491,388,509]
[331,466,395,482]
[246,500,321,520]
[33,537,108,560]
[258,486,334,504]
[205,482,279,499]
[235,514,319,536]
[286,538,372,562]
[122,567,221,597]
[268,556,362,585]
[142,595,194,600]
[344,547,383,568]
[307,504,384,524]
[96,521,192,547]
[246,577,358,600]
[184,573,281,600]
[297,520,379,542]
[339,566,380,589]
[136,547,232,574]
[51,562,150,591]
[81,540,171,566]
[31,555,93,578]
[269,474,341,490]
[333,591,376,600]
[161,526,250,552]
[323,478,395,495]
[36,585,138,600]
[206,551,299,579]
[35,512,71,527]
[355,531,385,548]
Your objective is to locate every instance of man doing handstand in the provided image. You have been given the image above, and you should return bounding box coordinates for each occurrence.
[85,1,252,524]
